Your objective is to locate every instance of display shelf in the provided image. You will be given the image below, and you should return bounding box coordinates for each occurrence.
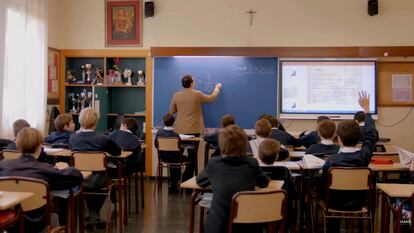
[107,113,146,117]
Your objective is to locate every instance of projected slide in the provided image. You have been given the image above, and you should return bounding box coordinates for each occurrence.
[280,61,376,116]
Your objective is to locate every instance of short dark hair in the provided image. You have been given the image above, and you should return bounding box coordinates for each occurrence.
[317,120,336,140]
[317,115,330,124]
[123,117,138,133]
[259,114,278,128]
[354,111,365,123]
[221,114,235,128]
[163,113,175,127]
[219,125,248,157]
[13,119,30,137]
[181,75,194,88]
[336,120,362,146]
[255,119,271,138]
[54,114,73,132]
[259,138,280,165]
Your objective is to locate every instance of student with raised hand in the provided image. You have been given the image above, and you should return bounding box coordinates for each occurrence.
[196,125,269,233]
[6,119,30,150]
[0,127,83,233]
[203,114,235,157]
[258,138,297,231]
[298,115,330,148]
[69,108,121,229]
[305,119,339,156]
[44,113,75,145]
[315,91,378,233]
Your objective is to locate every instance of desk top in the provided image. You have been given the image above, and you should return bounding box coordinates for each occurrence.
[368,163,409,172]
[180,177,284,191]
[0,191,34,210]
[377,183,414,198]
[44,148,137,159]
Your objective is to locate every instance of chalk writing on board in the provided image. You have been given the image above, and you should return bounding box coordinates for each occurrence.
[232,65,276,76]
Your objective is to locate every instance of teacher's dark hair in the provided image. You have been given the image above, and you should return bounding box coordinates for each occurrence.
[181,75,194,88]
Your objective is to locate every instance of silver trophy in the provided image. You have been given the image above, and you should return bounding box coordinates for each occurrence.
[94,67,104,85]
[87,92,93,108]
[69,93,77,113]
[137,70,145,85]
[81,65,86,84]
[85,64,93,84]
[123,68,133,86]
[80,89,87,110]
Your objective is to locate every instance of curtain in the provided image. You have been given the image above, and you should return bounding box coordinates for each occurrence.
[0,0,48,138]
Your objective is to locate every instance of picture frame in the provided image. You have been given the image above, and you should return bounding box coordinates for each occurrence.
[47,47,60,104]
[105,0,142,47]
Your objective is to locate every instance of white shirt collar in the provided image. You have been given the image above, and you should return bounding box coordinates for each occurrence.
[163,126,175,131]
[320,139,334,145]
[359,122,365,127]
[79,128,94,132]
[121,129,132,134]
[340,146,360,153]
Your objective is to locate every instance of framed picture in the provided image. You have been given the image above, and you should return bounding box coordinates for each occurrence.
[105,0,142,47]
[47,47,60,104]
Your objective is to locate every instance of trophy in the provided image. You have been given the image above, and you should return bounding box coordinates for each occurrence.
[123,68,132,86]
[93,67,104,85]
[137,70,145,85]
[81,65,86,84]
[80,89,87,110]
[69,93,77,113]
[86,92,93,108]
[85,64,93,84]
[66,70,76,83]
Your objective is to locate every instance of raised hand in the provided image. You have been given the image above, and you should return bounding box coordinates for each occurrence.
[358,91,370,113]
[215,83,222,91]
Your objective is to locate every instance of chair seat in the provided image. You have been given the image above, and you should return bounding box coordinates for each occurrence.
[318,200,369,214]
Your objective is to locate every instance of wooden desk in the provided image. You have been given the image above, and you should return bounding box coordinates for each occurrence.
[180,177,284,233]
[377,183,414,233]
[0,191,33,210]
[368,163,409,172]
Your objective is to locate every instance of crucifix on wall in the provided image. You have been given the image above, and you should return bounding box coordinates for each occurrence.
[245,9,257,26]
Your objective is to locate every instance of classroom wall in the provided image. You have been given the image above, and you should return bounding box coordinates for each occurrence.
[49,0,414,49]
[47,0,414,151]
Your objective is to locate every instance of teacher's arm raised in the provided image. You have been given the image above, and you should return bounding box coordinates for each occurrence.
[199,83,222,103]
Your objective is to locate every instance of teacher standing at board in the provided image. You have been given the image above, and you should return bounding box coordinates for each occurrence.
[169,75,222,176]
[169,75,222,135]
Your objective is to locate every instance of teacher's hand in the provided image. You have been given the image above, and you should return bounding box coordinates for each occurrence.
[215,83,222,91]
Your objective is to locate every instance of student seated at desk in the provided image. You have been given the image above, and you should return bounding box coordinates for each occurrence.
[196,125,269,233]
[203,114,235,157]
[44,113,75,145]
[305,119,339,156]
[0,127,83,233]
[69,108,121,229]
[109,117,143,175]
[260,114,301,147]
[248,119,289,161]
[258,138,297,230]
[298,115,330,148]
[259,114,287,131]
[156,113,190,192]
[354,110,379,143]
[6,119,31,150]
[315,91,377,233]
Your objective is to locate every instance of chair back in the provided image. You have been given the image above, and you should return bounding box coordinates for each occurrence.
[0,150,21,160]
[155,137,181,152]
[328,167,372,191]
[0,177,49,212]
[229,190,287,225]
[71,152,107,172]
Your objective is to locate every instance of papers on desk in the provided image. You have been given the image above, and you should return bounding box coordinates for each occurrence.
[274,161,301,170]
[290,151,305,158]
[43,147,64,155]
[179,134,195,140]
[302,154,325,169]
[394,146,414,165]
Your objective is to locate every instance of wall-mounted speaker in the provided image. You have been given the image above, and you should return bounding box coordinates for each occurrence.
[145,1,154,17]
[368,0,378,16]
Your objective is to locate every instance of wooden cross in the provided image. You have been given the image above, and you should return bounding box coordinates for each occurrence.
[245,9,257,26]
